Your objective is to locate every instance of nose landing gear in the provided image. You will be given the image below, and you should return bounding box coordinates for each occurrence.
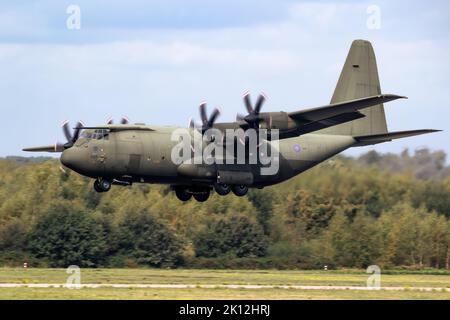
[94,178,111,193]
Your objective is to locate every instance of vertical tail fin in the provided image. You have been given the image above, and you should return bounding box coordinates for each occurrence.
[319,39,388,136]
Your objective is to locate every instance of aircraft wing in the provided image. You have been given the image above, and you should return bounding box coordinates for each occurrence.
[22,144,64,152]
[288,94,406,125]
[79,125,155,132]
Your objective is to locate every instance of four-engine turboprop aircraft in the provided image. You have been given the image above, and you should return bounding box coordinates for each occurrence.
[23,40,440,202]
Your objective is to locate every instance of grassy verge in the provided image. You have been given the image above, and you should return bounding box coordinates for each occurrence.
[1,287,449,300]
[0,268,449,300]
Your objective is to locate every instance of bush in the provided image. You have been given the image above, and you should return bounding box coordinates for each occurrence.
[28,204,107,267]
[115,209,184,267]
[0,218,28,251]
[194,214,268,258]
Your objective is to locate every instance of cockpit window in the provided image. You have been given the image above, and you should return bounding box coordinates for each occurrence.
[81,129,109,140]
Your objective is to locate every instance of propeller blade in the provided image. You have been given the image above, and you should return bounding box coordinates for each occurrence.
[188,117,195,129]
[243,91,253,114]
[106,117,114,125]
[236,113,245,122]
[254,93,266,114]
[207,108,221,127]
[72,121,83,142]
[62,121,72,142]
[120,116,129,124]
[199,102,208,125]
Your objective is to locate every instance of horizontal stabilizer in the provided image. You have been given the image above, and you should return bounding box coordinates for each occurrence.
[353,129,441,146]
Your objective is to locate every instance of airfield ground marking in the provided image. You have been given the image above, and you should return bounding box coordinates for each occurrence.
[0,283,448,292]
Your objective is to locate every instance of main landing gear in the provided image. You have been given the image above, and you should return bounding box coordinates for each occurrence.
[213,183,231,196]
[94,178,111,193]
[175,188,192,201]
[175,187,211,202]
[214,183,248,197]
[231,185,248,197]
[175,184,249,201]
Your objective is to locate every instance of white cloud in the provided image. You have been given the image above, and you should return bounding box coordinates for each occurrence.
[0,41,304,70]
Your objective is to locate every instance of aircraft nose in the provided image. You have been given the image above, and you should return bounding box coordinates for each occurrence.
[60,148,82,171]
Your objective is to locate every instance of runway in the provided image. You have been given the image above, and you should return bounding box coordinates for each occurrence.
[0,283,448,292]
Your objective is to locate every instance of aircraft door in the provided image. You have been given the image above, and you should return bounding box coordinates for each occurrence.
[116,130,144,176]
[88,129,109,175]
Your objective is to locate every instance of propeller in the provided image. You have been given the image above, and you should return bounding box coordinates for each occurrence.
[236,91,267,129]
[188,117,196,129]
[190,102,221,133]
[61,120,84,149]
[106,116,129,125]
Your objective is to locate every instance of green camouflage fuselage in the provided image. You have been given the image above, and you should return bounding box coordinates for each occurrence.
[61,126,355,188]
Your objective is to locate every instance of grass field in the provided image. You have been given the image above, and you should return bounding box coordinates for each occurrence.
[0,268,449,299]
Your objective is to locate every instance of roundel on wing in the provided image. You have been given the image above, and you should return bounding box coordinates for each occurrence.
[293,144,301,153]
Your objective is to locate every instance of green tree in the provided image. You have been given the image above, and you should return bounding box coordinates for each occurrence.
[412,182,450,218]
[247,189,274,234]
[319,210,381,268]
[115,209,184,267]
[0,218,28,251]
[28,204,107,267]
[194,214,268,258]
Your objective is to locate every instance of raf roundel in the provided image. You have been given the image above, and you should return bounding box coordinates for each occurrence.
[293,144,301,153]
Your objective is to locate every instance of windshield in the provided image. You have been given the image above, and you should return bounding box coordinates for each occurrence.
[81,129,109,140]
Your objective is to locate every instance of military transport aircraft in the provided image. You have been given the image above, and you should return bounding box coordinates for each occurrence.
[23,40,440,202]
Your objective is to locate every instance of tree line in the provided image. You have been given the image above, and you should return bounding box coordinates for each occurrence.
[0,148,449,269]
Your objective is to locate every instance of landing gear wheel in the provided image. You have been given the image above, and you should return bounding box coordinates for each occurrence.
[193,190,210,202]
[175,188,192,201]
[232,185,248,197]
[94,179,111,193]
[214,183,231,196]
[94,180,102,193]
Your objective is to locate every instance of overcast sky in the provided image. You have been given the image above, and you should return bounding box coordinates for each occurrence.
[1,0,449,157]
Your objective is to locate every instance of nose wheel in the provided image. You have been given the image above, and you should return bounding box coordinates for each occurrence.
[94,179,111,193]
